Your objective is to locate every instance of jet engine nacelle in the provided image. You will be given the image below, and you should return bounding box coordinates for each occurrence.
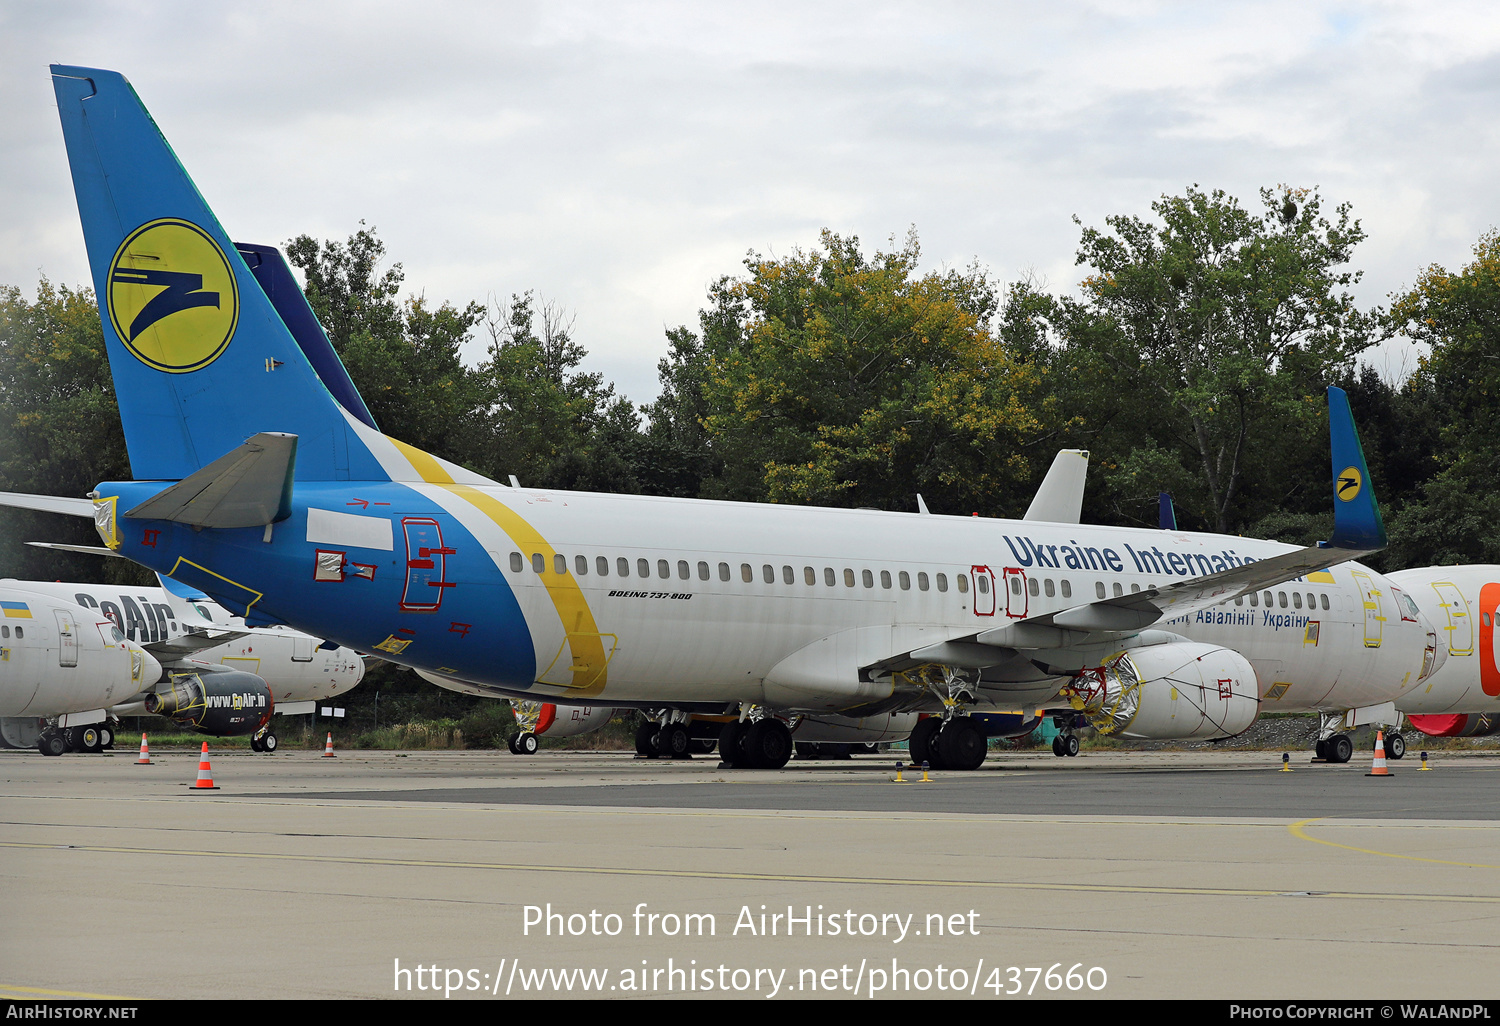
[1406,713,1500,738]
[791,712,919,743]
[1063,642,1258,741]
[144,667,273,736]
[512,701,615,738]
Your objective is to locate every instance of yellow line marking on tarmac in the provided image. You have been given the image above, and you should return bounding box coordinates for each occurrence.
[1288,817,1500,869]
[0,983,137,1000]
[5,839,1500,903]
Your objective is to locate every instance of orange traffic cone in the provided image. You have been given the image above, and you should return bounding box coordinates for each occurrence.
[189,741,220,790]
[322,732,336,758]
[1365,730,1394,778]
[135,733,152,765]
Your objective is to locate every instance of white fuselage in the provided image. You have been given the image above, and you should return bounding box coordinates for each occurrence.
[0,580,364,704]
[0,588,161,717]
[405,484,1438,715]
[1389,565,1500,715]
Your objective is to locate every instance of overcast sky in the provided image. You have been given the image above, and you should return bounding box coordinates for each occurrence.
[4,1,1499,404]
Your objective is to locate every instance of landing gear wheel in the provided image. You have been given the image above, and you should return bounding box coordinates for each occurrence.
[63,726,84,752]
[515,732,539,756]
[690,738,717,755]
[908,718,942,767]
[251,736,265,752]
[659,723,692,759]
[633,720,660,758]
[1064,734,1080,758]
[937,718,987,771]
[743,719,793,769]
[1328,733,1353,764]
[718,721,748,767]
[794,742,822,760]
[80,727,103,753]
[1386,732,1406,760]
[38,733,67,757]
[1315,738,1329,760]
[1052,736,1066,757]
[261,732,278,753]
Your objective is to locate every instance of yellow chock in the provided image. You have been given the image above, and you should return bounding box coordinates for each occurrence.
[920,761,932,783]
[1280,752,1292,772]
[892,761,909,784]
[1420,751,1433,771]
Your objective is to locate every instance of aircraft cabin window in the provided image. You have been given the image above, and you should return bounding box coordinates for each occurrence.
[597,556,610,576]
[899,571,911,590]
[14,627,21,638]
[634,558,648,578]
[825,567,836,587]
[575,555,588,576]
[862,569,875,589]
[618,557,631,577]
[741,564,753,583]
[1095,582,1106,599]
[1235,596,1244,606]
[532,553,546,573]
[699,561,710,581]
[1113,583,1123,597]
[1320,594,1329,610]
[1061,580,1072,599]
[844,569,856,588]
[763,564,775,584]
[510,552,523,573]
[1027,578,1038,597]
[1011,577,1023,595]
[679,560,691,580]
[783,565,794,585]
[918,572,930,592]
[1263,591,1273,606]
[1249,592,1258,606]
[1293,593,1303,609]
[1278,592,1288,608]
[1309,593,1319,612]
[884,571,895,591]
[719,562,731,581]
[1130,583,1141,593]
[1,626,7,638]
[804,567,816,586]
[659,560,671,579]
[555,554,568,575]
[937,574,949,593]
[1044,579,1055,598]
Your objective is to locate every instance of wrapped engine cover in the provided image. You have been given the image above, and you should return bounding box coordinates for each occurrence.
[144,668,273,736]
[1064,642,1258,741]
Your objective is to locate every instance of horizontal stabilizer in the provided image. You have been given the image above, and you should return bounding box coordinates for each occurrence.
[1023,450,1089,523]
[25,541,119,557]
[0,492,95,518]
[125,433,297,529]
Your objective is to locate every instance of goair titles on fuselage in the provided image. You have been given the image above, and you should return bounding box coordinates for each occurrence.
[1002,533,1269,578]
[70,590,185,644]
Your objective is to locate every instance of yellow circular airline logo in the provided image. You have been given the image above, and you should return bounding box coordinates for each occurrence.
[106,218,239,373]
[1336,466,1363,503]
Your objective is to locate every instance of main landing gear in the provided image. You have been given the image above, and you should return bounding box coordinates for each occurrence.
[37,723,115,755]
[509,731,539,755]
[634,713,714,760]
[907,715,988,771]
[1051,733,1080,758]
[718,710,793,770]
[250,727,279,753]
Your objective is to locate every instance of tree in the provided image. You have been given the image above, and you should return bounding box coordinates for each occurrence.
[655,228,1052,514]
[1384,230,1500,565]
[0,279,151,585]
[1051,186,1380,533]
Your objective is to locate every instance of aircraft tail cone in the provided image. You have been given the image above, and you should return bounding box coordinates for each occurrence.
[189,741,220,790]
[1365,731,1394,777]
[135,733,151,765]
[322,732,336,758]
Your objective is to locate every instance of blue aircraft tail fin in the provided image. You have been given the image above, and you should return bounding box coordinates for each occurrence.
[1323,386,1387,550]
[1158,492,1177,531]
[50,66,388,483]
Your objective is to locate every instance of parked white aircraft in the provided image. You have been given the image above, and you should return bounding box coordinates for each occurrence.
[6,64,1448,772]
[1386,565,1500,744]
[0,576,364,754]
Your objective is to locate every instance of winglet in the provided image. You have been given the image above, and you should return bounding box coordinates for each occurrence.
[1324,386,1386,550]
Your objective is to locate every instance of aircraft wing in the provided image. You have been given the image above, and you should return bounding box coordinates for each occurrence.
[142,629,251,661]
[0,492,94,517]
[868,386,1384,677]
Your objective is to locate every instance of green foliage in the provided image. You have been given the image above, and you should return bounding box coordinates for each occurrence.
[657,228,1053,514]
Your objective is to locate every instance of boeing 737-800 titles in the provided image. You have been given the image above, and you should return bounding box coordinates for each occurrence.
[0,65,1447,771]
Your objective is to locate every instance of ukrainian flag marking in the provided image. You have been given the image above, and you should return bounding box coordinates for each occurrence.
[1,601,32,619]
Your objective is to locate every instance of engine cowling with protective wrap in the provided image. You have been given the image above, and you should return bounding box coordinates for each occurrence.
[1407,713,1500,738]
[143,667,273,736]
[1062,641,1258,741]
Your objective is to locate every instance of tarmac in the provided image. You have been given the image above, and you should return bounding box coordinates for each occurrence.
[3,745,1499,1001]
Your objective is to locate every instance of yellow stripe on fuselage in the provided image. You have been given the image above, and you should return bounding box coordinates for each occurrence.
[388,438,609,697]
